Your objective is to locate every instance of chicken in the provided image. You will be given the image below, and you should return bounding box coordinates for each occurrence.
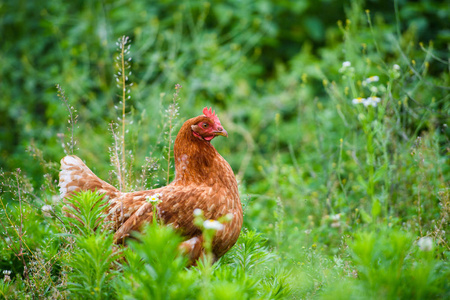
[58,107,243,263]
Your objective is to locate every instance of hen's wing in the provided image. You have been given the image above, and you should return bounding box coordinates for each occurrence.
[112,185,209,242]
[113,184,241,261]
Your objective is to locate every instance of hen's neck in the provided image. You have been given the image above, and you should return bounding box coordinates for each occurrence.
[172,119,229,185]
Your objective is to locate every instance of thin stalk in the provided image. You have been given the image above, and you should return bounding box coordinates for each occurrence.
[110,123,123,191]
[56,84,77,154]
[337,138,348,202]
[167,114,172,186]
[16,172,28,281]
[394,0,401,39]
[365,9,386,69]
[366,131,375,199]
[121,37,127,177]
[165,84,181,185]
[114,35,132,191]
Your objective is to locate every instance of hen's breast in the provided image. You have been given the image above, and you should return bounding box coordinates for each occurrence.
[158,155,243,258]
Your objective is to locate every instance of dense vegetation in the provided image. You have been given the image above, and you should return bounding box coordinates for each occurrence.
[1,0,449,298]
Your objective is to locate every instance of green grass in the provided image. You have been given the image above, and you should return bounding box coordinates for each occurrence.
[0,0,449,299]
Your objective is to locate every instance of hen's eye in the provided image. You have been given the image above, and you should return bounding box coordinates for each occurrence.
[202,123,209,128]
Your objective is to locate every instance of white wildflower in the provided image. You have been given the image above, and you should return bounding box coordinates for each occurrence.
[146,193,162,203]
[393,64,400,70]
[42,205,53,212]
[304,229,312,235]
[417,237,433,251]
[339,61,353,73]
[330,214,341,228]
[51,195,61,203]
[331,222,341,228]
[363,100,376,107]
[330,214,340,221]
[42,205,53,217]
[2,270,11,275]
[365,76,379,84]
[352,97,365,105]
[203,219,224,231]
[193,208,203,216]
[363,96,381,107]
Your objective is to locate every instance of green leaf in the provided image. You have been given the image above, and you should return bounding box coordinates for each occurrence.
[371,199,382,220]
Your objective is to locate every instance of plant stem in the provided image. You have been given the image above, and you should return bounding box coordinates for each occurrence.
[121,36,127,189]
[337,138,348,202]
[16,171,28,280]
[110,122,123,191]
[167,114,172,186]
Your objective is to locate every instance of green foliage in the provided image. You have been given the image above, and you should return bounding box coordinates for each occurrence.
[64,234,118,299]
[321,228,450,299]
[116,224,193,299]
[1,0,449,298]
[220,230,274,272]
[62,191,110,236]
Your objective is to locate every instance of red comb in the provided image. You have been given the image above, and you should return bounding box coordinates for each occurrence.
[203,107,222,126]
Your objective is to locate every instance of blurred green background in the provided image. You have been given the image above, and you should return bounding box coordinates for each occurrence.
[1,0,448,181]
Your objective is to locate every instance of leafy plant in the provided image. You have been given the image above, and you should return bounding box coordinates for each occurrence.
[64,233,118,299]
[115,224,194,299]
[62,191,110,236]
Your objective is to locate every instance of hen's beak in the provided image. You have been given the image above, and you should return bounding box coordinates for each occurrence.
[214,127,228,137]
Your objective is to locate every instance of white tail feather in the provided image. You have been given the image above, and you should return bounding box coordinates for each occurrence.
[58,155,120,200]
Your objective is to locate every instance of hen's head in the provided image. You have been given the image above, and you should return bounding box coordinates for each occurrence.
[190,107,228,142]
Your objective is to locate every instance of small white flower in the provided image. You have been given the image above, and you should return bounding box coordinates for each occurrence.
[365,76,379,84]
[193,208,203,216]
[42,205,53,212]
[330,214,340,221]
[146,193,162,203]
[363,100,377,107]
[418,237,433,251]
[363,96,381,107]
[2,270,11,275]
[339,61,354,73]
[42,205,53,217]
[331,222,341,228]
[352,97,365,105]
[203,219,224,231]
[342,61,351,67]
[304,229,312,235]
[367,96,381,103]
[393,64,400,70]
[330,214,342,228]
[369,86,378,93]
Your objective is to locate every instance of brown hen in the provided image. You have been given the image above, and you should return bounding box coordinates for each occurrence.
[58,107,243,263]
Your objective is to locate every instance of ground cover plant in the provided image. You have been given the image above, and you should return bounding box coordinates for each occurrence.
[0,0,449,299]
